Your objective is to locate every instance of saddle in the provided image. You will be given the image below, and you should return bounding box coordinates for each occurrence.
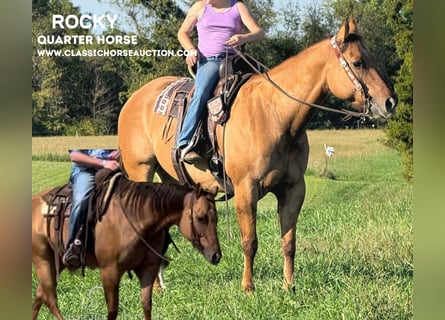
[41,169,120,274]
[153,53,261,190]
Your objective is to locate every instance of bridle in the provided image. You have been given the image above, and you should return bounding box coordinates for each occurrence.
[329,35,373,117]
[232,37,374,121]
[188,204,204,253]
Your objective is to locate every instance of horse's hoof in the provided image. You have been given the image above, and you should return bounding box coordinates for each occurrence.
[241,283,255,293]
[283,282,296,293]
[153,285,166,293]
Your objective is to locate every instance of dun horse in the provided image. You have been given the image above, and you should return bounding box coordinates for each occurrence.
[32,171,220,320]
[118,19,397,292]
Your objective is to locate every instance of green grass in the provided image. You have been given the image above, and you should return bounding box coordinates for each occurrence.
[32,131,413,319]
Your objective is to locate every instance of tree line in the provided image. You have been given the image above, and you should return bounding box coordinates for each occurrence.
[32,0,413,179]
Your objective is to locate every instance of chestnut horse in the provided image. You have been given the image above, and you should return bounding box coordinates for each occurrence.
[32,171,220,320]
[118,19,397,292]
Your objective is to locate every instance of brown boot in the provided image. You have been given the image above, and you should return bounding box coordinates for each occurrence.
[62,239,82,268]
[183,150,202,164]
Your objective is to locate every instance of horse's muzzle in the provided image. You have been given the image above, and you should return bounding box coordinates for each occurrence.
[210,252,221,265]
[385,96,398,114]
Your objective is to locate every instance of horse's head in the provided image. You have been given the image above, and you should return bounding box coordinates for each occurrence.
[180,184,221,265]
[326,18,398,119]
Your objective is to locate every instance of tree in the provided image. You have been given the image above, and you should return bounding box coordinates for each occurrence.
[33,0,128,135]
[32,0,86,135]
[384,0,413,182]
[104,0,188,97]
[300,1,332,48]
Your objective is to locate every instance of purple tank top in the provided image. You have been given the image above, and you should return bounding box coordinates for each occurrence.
[197,0,243,57]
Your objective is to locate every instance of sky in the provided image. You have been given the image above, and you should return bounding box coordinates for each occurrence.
[71,0,321,19]
[71,0,316,14]
[71,0,117,16]
[70,0,317,32]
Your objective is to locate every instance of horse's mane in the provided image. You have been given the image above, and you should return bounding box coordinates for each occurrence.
[345,32,362,43]
[101,174,193,220]
[276,31,367,70]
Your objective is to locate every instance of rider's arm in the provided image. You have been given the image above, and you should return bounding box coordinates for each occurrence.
[70,151,105,168]
[225,2,265,47]
[177,1,203,66]
[69,151,119,170]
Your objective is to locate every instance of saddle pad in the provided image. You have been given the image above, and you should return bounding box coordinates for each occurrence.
[154,78,194,117]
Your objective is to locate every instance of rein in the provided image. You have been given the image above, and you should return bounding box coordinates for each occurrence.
[118,186,203,264]
[231,41,372,121]
[118,185,171,264]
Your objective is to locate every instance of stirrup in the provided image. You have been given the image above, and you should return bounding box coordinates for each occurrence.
[179,142,194,161]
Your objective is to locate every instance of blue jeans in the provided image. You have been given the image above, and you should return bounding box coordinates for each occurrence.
[176,56,223,148]
[68,170,95,244]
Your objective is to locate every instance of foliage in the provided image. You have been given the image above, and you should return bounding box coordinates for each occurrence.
[385,102,413,182]
[32,0,129,136]
[383,0,413,182]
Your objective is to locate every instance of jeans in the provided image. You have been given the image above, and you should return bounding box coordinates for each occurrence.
[176,55,223,148]
[68,170,95,245]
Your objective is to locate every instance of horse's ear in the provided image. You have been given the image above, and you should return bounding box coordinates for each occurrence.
[336,18,350,45]
[348,16,358,34]
[209,186,218,198]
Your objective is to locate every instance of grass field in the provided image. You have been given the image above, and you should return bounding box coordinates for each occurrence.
[32,130,413,319]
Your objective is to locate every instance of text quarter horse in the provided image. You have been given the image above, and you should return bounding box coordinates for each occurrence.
[32,172,220,320]
[118,19,397,292]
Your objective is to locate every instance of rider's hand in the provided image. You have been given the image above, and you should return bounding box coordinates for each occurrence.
[102,159,120,171]
[186,48,198,67]
[225,34,246,47]
[108,150,120,160]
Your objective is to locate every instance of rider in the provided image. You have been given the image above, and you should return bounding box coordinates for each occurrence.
[63,149,120,268]
[176,0,264,163]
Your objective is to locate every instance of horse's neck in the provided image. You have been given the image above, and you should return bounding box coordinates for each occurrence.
[267,39,329,100]
[262,39,330,135]
[149,193,186,232]
[120,183,186,233]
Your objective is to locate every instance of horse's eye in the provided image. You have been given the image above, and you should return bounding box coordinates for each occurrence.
[353,60,364,68]
[197,216,207,224]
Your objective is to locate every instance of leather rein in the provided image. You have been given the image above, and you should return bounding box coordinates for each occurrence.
[118,187,201,264]
[232,36,373,121]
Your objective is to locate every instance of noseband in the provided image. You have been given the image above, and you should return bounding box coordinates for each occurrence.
[330,35,373,116]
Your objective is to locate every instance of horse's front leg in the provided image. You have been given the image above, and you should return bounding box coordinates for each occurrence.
[134,262,159,320]
[276,177,306,291]
[153,263,167,291]
[234,183,258,292]
[99,264,122,320]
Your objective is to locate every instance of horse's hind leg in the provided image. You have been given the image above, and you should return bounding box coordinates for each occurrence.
[233,181,259,292]
[276,133,309,291]
[123,155,157,182]
[32,254,63,320]
[276,178,305,291]
[120,134,158,182]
